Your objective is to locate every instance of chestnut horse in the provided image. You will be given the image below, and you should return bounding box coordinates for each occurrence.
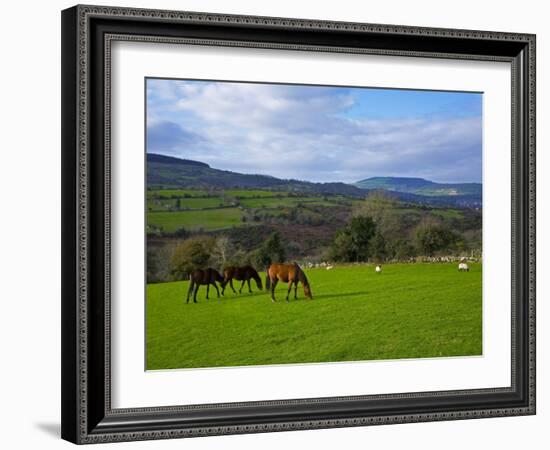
[221,265,262,295]
[265,263,313,302]
[186,268,224,303]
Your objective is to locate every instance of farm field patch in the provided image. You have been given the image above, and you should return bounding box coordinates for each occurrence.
[147,208,244,232]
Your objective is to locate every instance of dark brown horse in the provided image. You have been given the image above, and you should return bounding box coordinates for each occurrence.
[221,265,262,295]
[186,268,224,303]
[265,263,313,302]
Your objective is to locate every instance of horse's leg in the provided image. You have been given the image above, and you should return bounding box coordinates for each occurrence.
[286,281,293,302]
[193,284,199,303]
[247,279,252,293]
[229,279,237,294]
[294,281,298,300]
[239,280,246,294]
[271,278,278,302]
[206,283,210,300]
[186,280,194,304]
[213,281,220,298]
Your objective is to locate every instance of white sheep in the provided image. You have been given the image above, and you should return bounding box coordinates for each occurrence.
[458,262,469,272]
[326,265,334,270]
[375,265,382,274]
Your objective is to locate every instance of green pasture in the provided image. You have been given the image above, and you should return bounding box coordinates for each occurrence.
[224,189,286,198]
[431,209,464,219]
[147,188,286,199]
[147,189,209,198]
[146,263,482,370]
[239,196,331,208]
[147,208,244,232]
[147,197,226,211]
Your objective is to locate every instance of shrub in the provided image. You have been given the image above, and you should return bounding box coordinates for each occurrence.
[171,236,216,280]
[330,216,377,262]
[416,224,459,256]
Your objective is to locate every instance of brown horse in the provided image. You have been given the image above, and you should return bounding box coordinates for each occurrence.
[265,263,313,302]
[186,268,224,303]
[221,265,263,295]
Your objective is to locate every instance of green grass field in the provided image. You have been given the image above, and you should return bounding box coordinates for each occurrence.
[147,197,226,211]
[148,208,244,232]
[147,189,209,198]
[146,263,482,370]
[225,189,287,198]
[239,196,331,208]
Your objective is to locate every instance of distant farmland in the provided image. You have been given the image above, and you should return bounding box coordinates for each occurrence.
[148,207,245,232]
[146,188,473,235]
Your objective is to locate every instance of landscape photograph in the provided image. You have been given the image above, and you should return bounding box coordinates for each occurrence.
[145,78,483,370]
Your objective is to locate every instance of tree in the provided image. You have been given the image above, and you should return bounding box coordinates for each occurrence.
[210,236,234,268]
[253,232,287,268]
[370,231,388,262]
[416,224,459,256]
[173,227,188,238]
[171,236,216,280]
[330,230,355,262]
[349,216,377,261]
[330,216,377,262]
[354,190,399,236]
[391,238,417,260]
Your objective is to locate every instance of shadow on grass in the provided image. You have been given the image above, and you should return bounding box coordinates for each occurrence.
[191,289,370,303]
[308,290,369,300]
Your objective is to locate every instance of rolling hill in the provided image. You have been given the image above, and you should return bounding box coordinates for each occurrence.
[147,153,481,207]
[355,176,482,197]
[147,153,365,196]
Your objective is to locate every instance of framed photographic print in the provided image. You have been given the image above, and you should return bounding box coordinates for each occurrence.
[61,5,536,444]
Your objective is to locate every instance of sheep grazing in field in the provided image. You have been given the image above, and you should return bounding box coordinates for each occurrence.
[326,265,334,270]
[458,262,469,272]
[375,265,382,274]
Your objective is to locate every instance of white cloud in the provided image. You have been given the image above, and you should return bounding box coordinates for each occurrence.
[147,80,482,184]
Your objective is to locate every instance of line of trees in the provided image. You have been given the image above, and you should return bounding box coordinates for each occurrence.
[329,191,462,263]
[165,232,287,282]
[146,190,480,283]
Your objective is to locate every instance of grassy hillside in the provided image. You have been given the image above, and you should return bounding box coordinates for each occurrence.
[147,154,482,207]
[146,263,482,369]
[148,208,245,232]
[355,176,482,197]
[146,187,478,236]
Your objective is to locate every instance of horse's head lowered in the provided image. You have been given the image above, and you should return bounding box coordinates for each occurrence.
[298,267,313,299]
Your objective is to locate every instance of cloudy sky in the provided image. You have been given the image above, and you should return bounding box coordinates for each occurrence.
[146,78,482,184]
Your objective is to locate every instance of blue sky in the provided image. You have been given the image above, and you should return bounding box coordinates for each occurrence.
[146,78,482,184]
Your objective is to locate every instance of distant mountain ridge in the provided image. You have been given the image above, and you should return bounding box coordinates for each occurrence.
[147,153,210,168]
[147,153,365,196]
[147,153,481,208]
[355,176,482,197]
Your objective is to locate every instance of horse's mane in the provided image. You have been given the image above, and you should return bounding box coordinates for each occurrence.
[296,264,309,286]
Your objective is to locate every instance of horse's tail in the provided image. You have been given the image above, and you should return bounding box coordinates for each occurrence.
[265,267,271,291]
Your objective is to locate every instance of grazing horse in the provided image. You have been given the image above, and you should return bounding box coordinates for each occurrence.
[186,268,224,303]
[265,263,313,302]
[221,265,263,295]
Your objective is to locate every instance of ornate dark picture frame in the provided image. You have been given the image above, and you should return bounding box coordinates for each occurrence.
[61,4,536,444]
